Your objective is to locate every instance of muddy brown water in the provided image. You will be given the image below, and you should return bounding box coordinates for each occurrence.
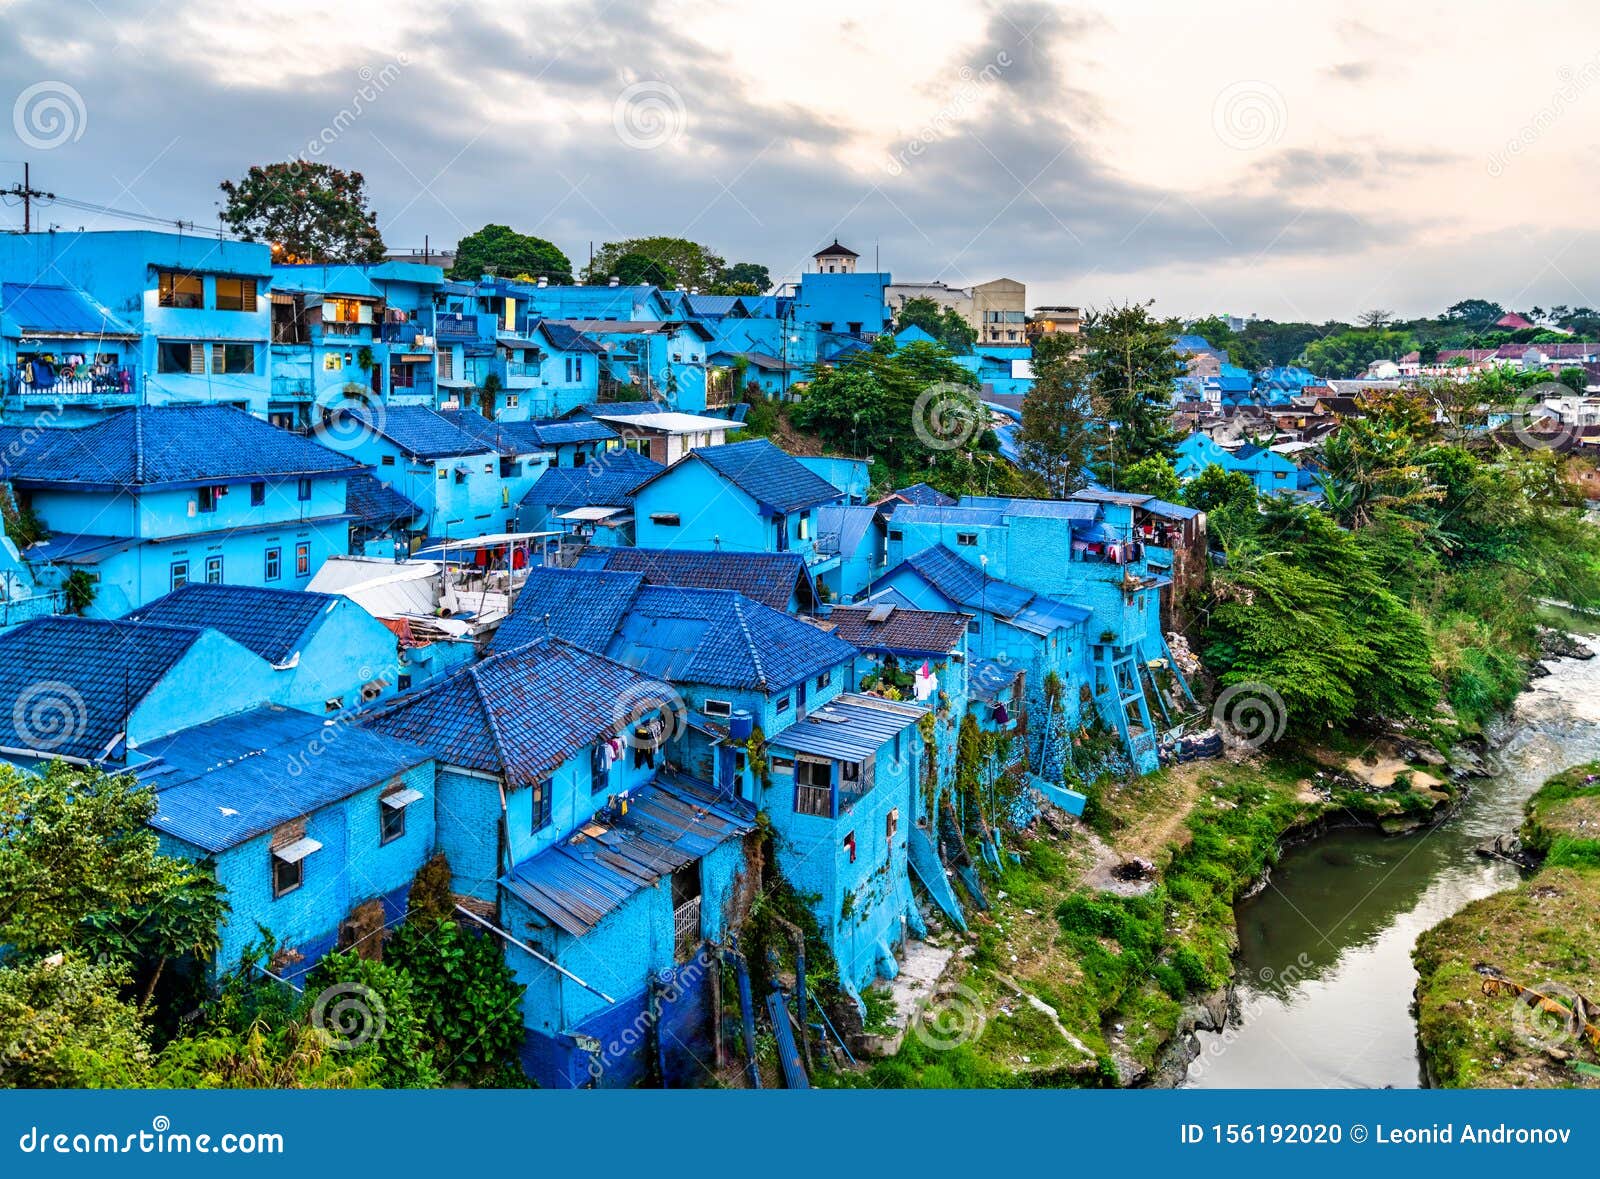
[1184,637,1600,1089]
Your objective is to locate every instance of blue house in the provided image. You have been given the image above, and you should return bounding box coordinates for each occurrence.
[797,455,872,503]
[1,283,142,425]
[517,448,663,547]
[1174,431,1298,495]
[0,231,274,417]
[0,615,279,769]
[629,438,845,569]
[139,705,436,982]
[320,405,535,547]
[497,567,927,999]
[793,242,891,336]
[764,692,928,993]
[362,633,755,1086]
[7,406,361,616]
[122,583,407,713]
[344,471,424,557]
[872,543,1091,743]
[267,261,445,429]
[884,495,1193,773]
[814,503,887,602]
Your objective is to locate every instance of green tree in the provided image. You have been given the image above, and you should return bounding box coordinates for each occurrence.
[791,337,981,473]
[385,918,526,1084]
[585,237,724,289]
[1298,328,1414,378]
[1085,302,1185,466]
[301,950,441,1089]
[448,224,573,284]
[609,251,677,288]
[218,162,385,263]
[0,954,152,1088]
[1017,332,1096,497]
[1443,298,1505,328]
[895,296,978,353]
[716,261,770,291]
[1119,455,1181,500]
[0,763,205,960]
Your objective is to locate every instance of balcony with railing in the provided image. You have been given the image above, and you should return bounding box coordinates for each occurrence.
[5,364,138,407]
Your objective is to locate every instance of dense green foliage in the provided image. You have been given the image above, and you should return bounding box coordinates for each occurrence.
[449,224,574,284]
[1084,302,1185,468]
[386,917,526,1084]
[1198,388,1600,735]
[790,336,1033,497]
[218,162,385,263]
[894,296,978,352]
[1017,332,1096,496]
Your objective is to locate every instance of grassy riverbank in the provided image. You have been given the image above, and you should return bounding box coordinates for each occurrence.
[856,738,1463,1088]
[1413,762,1600,1089]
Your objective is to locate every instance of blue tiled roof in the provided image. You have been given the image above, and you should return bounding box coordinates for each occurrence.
[671,438,842,514]
[582,547,812,612]
[362,635,655,785]
[0,617,213,761]
[123,584,344,666]
[141,705,433,853]
[607,585,854,691]
[893,482,957,507]
[519,450,663,510]
[529,320,607,354]
[1,283,138,338]
[892,544,1090,633]
[348,405,491,459]
[346,471,422,528]
[501,770,754,936]
[2,407,361,490]
[490,567,646,655]
[438,408,530,455]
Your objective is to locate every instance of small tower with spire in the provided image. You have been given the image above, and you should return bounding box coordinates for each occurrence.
[813,239,859,274]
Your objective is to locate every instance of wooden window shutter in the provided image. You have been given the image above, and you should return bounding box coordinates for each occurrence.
[190,344,206,374]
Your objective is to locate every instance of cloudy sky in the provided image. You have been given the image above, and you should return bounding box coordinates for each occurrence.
[3,0,1599,321]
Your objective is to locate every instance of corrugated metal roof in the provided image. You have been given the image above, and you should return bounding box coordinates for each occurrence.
[501,770,754,936]
[142,705,433,853]
[816,504,879,560]
[1,283,138,338]
[769,693,925,761]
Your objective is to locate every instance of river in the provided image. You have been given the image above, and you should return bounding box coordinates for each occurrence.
[1185,634,1600,1089]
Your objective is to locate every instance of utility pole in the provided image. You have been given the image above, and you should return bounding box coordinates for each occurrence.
[6,164,54,232]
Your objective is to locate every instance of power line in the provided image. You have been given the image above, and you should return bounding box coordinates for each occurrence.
[3,164,236,237]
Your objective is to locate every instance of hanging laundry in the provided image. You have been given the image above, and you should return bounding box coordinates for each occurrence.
[993,702,1010,725]
[914,660,938,702]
